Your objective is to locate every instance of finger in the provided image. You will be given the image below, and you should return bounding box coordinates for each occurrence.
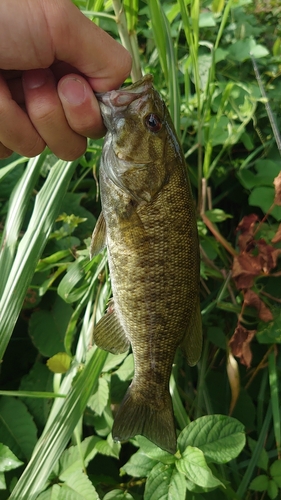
[44,0,132,91]
[0,74,45,157]
[23,68,87,160]
[58,74,105,139]
[0,143,13,159]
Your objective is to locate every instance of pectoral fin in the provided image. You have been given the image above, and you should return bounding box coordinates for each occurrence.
[93,301,130,354]
[181,299,202,366]
[90,212,107,259]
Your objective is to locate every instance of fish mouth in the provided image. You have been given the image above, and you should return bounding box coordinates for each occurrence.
[96,74,153,108]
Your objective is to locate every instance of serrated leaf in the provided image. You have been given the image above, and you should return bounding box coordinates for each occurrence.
[103,490,134,500]
[37,485,61,500]
[47,353,72,374]
[136,436,176,464]
[59,469,98,499]
[144,462,186,500]
[178,415,245,464]
[121,450,157,478]
[95,434,120,459]
[29,296,73,357]
[0,443,23,471]
[115,353,134,381]
[58,436,101,481]
[0,397,37,460]
[87,377,109,416]
[176,447,223,488]
[248,437,269,471]
[249,475,269,491]
[270,460,281,482]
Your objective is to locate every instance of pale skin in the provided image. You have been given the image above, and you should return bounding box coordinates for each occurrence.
[0,0,132,160]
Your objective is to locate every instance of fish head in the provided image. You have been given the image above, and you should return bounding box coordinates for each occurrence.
[97,75,180,203]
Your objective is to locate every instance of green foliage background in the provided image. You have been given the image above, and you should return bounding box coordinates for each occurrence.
[0,0,281,499]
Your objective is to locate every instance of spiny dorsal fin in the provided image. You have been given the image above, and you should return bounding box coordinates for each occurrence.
[181,299,202,366]
[90,212,107,259]
[93,301,130,354]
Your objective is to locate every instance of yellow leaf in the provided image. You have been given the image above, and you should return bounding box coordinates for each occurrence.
[47,352,72,374]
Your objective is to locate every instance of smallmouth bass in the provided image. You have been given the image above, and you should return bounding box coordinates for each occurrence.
[91,74,202,454]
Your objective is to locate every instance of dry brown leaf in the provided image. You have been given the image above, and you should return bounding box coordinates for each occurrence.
[243,289,273,322]
[232,253,262,289]
[229,323,256,367]
[274,172,281,206]
[256,239,281,273]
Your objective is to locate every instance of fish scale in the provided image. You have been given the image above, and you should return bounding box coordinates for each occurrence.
[91,74,202,454]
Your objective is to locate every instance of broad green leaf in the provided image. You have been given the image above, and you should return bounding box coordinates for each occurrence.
[37,485,60,500]
[0,397,37,461]
[0,443,23,471]
[249,475,269,491]
[47,353,72,374]
[95,433,120,459]
[59,469,98,499]
[87,377,109,416]
[268,479,278,499]
[20,362,54,429]
[115,353,134,381]
[136,436,176,465]
[58,436,101,481]
[176,447,222,488]
[178,415,245,463]
[270,460,281,487]
[120,450,157,478]
[102,352,129,372]
[204,209,232,223]
[144,462,186,500]
[29,296,73,357]
[103,490,134,500]
[248,437,269,471]
[249,187,281,221]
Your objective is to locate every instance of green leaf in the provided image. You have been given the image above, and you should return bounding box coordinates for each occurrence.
[257,308,281,344]
[95,433,120,459]
[58,436,101,481]
[47,353,72,374]
[270,460,281,487]
[268,479,279,500]
[120,450,157,478]
[115,353,134,381]
[136,436,176,465]
[0,443,23,471]
[87,377,109,416]
[103,490,134,500]
[178,415,245,464]
[248,437,269,471]
[37,485,60,500]
[20,362,54,429]
[29,296,73,357]
[249,187,281,221]
[144,462,186,500]
[204,209,232,223]
[176,446,223,488]
[0,397,37,461]
[102,352,129,372]
[59,469,99,499]
[249,475,269,491]
[0,472,6,490]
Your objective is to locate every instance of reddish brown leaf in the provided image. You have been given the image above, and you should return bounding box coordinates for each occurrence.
[272,224,281,244]
[232,253,262,289]
[229,323,256,368]
[243,289,273,322]
[237,214,259,251]
[256,239,281,273]
[274,172,281,206]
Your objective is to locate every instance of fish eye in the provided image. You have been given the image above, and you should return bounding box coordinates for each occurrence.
[144,113,162,132]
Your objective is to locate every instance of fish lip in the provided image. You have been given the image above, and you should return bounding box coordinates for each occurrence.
[96,74,153,108]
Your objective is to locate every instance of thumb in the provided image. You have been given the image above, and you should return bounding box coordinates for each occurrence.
[45,0,132,92]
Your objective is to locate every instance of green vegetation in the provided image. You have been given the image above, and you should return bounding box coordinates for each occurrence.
[1,0,281,498]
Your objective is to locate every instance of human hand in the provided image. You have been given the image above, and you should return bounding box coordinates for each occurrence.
[0,0,131,160]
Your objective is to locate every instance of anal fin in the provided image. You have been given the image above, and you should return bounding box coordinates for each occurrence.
[93,300,130,354]
[181,299,202,366]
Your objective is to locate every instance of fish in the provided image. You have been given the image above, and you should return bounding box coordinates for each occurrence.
[90,74,202,454]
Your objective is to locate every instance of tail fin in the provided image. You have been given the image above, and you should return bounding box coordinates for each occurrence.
[112,384,177,454]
